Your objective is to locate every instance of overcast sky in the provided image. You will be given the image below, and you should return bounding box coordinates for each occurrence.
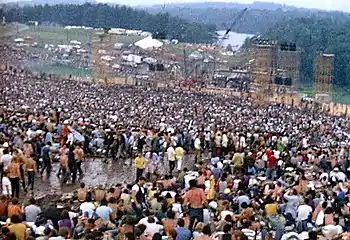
[96,0,350,12]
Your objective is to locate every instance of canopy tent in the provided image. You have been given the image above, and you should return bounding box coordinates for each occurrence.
[134,36,163,50]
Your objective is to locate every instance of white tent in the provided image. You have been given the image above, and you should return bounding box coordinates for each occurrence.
[134,36,163,50]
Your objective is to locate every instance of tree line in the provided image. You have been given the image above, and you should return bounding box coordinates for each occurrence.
[1,3,218,43]
[145,3,350,34]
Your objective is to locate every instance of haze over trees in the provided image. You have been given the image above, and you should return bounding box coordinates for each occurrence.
[144,2,350,34]
[1,3,217,43]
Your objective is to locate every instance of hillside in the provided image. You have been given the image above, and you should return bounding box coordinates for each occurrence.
[1,3,217,43]
[143,2,350,34]
[259,17,350,88]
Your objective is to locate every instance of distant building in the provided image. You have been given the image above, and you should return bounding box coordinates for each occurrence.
[26,21,38,26]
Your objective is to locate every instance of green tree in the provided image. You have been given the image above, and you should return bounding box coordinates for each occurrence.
[3,3,217,43]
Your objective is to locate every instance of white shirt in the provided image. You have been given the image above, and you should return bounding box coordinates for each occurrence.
[336,172,347,182]
[0,154,12,171]
[139,216,159,225]
[222,134,228,148]
[167,147,176,161]
[194,138,201,150]
[204,132,211,141]
[2,177,11,196]
[132,184,145,194]
[79,202,96,218]
[281,232,300,240]
[144,222,163,236]
[67,133,74,146]
[297,204,313,221]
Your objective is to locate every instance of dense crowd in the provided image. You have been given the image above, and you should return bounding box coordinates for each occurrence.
[0,44,350,240]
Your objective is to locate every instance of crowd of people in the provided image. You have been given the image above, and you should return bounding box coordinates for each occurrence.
[0,43,350,240]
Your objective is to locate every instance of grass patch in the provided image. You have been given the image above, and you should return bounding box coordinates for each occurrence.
[300,84,350,104]
[28,62,91,77]
[18,26,143,45]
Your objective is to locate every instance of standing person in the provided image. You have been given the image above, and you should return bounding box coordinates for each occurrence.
[194,135,202,163]
[2,171,11,198]
[24,198,41,223]
[15,151,26,193]
[68,145,77,184]
[59,150,69,184]
[135,152,146,182]
[34,136,44,172]
[266,150,278,180]
[7,158,21,199]
[41,142,52,177]
[167,144,176,174]
[74,144,85,175]
[131,176,147,219]
[61,120,70,147]
[25,154,36,194]
[144,151,158,181]
[175,145,185,172]
[0,149,12,180]
[184,179,207,230]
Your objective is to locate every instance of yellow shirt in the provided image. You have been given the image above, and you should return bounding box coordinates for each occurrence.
[175,147,184,159]
[9,223,27,240]
[135,157,145,169]
[265,203,278,216]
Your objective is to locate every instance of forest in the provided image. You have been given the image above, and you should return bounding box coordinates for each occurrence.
[0,3,217,43]
[249,17,350,87]
[145,3,350,34]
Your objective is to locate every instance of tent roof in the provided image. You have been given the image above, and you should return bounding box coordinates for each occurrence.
[134,36,163,50]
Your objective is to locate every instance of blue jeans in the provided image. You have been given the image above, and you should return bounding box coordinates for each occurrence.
[27,171,35,191]
[189,207,203,230]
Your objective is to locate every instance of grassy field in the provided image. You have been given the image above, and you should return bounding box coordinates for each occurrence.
[13,26,143,77]
[18,26,143,45]
[300,84,350,104]
[28,62,91,77]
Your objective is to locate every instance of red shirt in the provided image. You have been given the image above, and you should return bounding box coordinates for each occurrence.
[266,149,273,157]
[268,155,277,168]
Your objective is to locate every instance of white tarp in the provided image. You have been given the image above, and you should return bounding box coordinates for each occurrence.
[134,36,163,50]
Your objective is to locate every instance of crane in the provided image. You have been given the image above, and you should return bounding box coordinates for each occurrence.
[219,8,248,45]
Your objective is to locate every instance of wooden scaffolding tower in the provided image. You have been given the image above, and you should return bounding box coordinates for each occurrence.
[314,53,334,103]
[276,43,301,93]
[250,39,278,93]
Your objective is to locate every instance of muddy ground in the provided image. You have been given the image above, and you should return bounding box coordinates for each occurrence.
[31,154,198,200]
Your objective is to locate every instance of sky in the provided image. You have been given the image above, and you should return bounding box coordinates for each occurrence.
[96,0,350,12]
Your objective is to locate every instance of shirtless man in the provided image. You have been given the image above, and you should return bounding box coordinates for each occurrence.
[74,144,85,175]
[25,153,36,194]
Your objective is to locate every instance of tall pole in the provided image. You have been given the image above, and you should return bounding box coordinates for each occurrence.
[183,49,187,77]
[16,0,19,35]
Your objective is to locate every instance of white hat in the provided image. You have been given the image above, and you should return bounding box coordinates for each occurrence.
[3,142,8,148]
[333,167,339,172]
[63,120,69,124]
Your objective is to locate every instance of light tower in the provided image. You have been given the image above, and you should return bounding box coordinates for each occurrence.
[91,28,112,83]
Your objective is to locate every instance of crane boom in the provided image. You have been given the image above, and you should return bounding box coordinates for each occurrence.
[221,8,248,41]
